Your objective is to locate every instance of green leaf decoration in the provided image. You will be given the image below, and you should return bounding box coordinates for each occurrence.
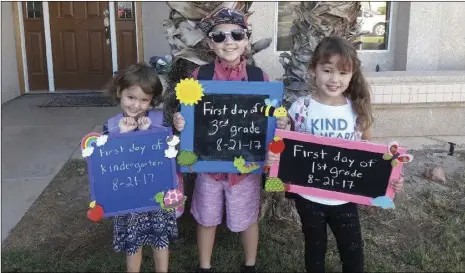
[177,150,198,167]
[155,192,164,204]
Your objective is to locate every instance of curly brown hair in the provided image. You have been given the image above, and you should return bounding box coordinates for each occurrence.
[107,63,163,107]
[309,36,374,131]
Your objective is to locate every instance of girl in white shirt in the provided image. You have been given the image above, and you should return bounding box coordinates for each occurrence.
[267,36,404,273]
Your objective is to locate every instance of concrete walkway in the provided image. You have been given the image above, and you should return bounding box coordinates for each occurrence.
[1,94,464,242]
[1,95,119,242]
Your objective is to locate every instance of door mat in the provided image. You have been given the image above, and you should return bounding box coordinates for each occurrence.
[38,94,117,107]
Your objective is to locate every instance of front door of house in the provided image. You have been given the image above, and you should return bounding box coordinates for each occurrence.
[49,2,112,90]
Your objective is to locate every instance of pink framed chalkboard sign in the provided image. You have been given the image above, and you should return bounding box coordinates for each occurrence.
[267,129,413,208]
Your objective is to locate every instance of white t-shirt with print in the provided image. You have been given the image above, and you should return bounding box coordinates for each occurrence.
[287,95,362,206]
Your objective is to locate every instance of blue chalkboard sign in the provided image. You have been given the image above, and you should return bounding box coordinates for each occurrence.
[179,80,284,173]
[86,128,178,218]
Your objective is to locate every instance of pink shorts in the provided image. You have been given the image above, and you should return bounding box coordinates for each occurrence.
[190,173,261,232]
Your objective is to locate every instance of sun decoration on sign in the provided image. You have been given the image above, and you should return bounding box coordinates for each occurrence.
[175,78,204,106]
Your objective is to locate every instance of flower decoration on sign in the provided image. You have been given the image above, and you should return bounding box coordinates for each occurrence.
[176,150,198,173]
[87,201,104,222]
[371,195,395,209]
[175,78,204,106]
[165,135,180,158]
[382,141,414,167]
[233,156,260,174]
[81,132,108,158]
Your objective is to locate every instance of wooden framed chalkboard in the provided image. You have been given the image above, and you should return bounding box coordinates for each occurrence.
[177,80,284,173]
[267,129,412,208]
[82,127,179,219]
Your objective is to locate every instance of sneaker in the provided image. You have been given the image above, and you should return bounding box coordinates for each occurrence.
[196,267,216,273]
[240,264,258,273]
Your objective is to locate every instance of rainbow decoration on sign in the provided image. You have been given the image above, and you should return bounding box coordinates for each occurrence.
[81,132,101,150]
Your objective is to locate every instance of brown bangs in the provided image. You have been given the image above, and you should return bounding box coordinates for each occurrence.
[310,36,359,73]
[117,67,159,96]
[107,63,163,106]
[319,52,353,72]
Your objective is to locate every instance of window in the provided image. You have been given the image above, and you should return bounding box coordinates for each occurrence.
[276,2,391,51]
[26,1,42,19]
[116,2,134,20]
[357,2,391,50]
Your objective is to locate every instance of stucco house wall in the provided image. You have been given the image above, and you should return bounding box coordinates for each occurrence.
[1,2,21,104]
[141,2,171,63]
[405,2,465,72]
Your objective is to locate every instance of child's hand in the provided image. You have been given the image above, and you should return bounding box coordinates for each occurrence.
[390,176,404,193]
[173,112,185,132]
[119,117,138,133]
[276,116,290,130]
[265,150,280,166]
[137,116,151,131]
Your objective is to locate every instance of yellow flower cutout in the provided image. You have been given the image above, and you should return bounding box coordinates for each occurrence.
[175,78,204,106]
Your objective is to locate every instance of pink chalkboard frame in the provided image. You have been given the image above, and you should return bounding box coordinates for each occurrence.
[269,129,407,206]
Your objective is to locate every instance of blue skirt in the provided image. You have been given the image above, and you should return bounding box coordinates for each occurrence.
[112,209,178,255]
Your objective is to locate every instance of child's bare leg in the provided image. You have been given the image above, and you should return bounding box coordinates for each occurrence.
[197,224,217,269]
[126,248,143,273]
[241,222,259,266]
[152,247,169,273]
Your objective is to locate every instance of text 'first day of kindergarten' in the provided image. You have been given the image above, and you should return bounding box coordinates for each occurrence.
[100,159,164,175]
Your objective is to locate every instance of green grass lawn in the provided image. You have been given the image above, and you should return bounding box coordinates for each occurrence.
[2,218,308,272]
[2,152,465,272]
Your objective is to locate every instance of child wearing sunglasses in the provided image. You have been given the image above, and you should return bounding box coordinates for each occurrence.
[171,8,270,273]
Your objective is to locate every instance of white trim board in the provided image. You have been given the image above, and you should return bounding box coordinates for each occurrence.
[17,2,29,93]
[134,1,140,62]
[42,1,55,92]
[109,1,118,74]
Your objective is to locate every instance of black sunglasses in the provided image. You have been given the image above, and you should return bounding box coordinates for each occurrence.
[208,29,248,43]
